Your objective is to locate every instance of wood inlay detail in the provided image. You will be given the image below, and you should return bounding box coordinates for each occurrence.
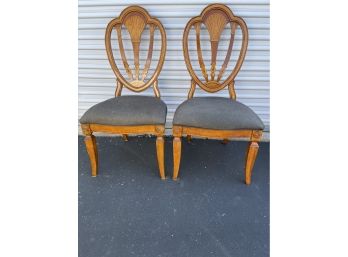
[182,4,249,93]
[105,6,167,93]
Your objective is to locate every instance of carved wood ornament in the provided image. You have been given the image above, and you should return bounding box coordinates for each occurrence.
[182,4,248,99]
[105,5,167,96]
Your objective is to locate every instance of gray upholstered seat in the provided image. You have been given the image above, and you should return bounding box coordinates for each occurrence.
[80,95,167,126]
[173,97,264,130]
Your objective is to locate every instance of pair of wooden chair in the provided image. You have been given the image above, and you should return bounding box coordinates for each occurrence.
[80,4,264,185]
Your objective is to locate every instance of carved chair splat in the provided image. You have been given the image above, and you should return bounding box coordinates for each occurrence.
[173,4,264,185]
[80,6,167,179]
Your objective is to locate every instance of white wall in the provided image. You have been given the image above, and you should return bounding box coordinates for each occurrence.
[78,0,270,134]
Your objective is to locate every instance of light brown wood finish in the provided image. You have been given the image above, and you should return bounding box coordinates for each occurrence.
[217,22,237,82]
[188,79,196,99]
[142,24,155,81]
[228,81,236,100]
[82,6,167,179]
[153,80,160,98]
[182,4,248,94]
[173,126,262,184]
[174,4,262,184]
[115,80,123,97]
[105,6,166,92]
[156,136,165,179]
[82,124,98,177]
[194,24,209,82]
[116,25,133,80]
[245,141,259,185]
[172,136,182,180]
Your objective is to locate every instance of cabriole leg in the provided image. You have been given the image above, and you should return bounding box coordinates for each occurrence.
[82,124,98,177]
[84,136,98,177]
[156,136,165,179]
[245,141,259,185]
[173,137,182,180]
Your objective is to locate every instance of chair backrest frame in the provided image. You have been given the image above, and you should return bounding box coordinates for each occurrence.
[182,4,249,99]
[105,6,167,96]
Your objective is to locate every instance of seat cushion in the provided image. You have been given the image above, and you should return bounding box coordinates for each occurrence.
[173,97,264,130]
[80,95,167,126]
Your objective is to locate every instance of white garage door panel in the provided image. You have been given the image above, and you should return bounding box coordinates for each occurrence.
[78,0,270,133]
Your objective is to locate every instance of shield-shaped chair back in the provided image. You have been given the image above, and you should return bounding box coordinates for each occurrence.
[182,4,248,99]
[105,6,167,97]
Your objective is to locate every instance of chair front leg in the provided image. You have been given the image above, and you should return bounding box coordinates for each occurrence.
[81,124,98,177]
[172,126,183,180]
[156,136,165,179]
[245,130,262,185]
[245,141,259,185]
[172,136,182,180]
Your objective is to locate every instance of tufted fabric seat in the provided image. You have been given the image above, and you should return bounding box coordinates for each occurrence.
[80,95,167,126]
[173,97,264,130]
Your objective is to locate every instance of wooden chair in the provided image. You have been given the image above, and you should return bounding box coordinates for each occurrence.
[80,6,167,179]
[172,4,264,184]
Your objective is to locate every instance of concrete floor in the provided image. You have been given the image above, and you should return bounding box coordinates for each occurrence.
[79,136,269,257]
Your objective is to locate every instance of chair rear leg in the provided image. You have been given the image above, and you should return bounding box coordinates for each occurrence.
[187,135,192,142]
[173,137,182,180]
[122,134,129,141]
[245,141,259,185]
[156,136,165,179]
[221,139,229,144]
